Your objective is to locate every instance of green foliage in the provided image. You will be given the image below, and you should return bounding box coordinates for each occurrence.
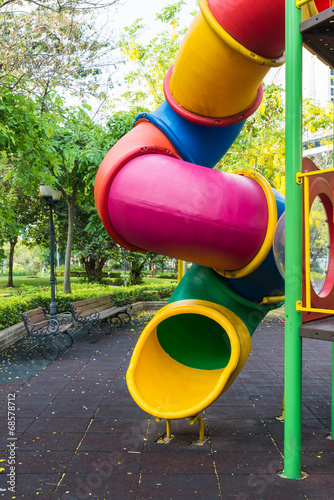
[72,206,121,283]
[125,251,158,286]
[218,83,285,192]
[303,99,333,135]
[106,111,138,141]
[0,88,59,190]
[0,282,176,330]
[117,1,193,110]
[157,273,176,279]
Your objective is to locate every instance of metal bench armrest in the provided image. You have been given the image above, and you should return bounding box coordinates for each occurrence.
[57,311,73,324]
[28,318,60,336]
[75,307,101,322]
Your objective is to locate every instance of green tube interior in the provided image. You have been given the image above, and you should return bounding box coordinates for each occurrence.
[157,313,231,370]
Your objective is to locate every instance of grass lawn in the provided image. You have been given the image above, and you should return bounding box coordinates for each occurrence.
[142,277,177,285]
[0,275,177,298]
[0,275,71,298]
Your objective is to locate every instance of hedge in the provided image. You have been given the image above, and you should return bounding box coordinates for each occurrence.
[0,282,177,331]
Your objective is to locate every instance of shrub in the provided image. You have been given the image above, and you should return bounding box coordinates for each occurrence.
[157,273,177,279]
[112,277,125,286]
[0,282,176,330]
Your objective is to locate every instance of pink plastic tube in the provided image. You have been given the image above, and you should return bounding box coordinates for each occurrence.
[107,154,268,271]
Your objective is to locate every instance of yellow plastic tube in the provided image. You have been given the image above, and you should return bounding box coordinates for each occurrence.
[168,1,284,120]
[126,300,251,420]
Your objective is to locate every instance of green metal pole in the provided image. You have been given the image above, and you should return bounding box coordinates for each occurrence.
[332,105,334,440]
[283,0,303,478]
[331,343,334,439]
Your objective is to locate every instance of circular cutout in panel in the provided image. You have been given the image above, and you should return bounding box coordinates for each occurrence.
[273,212,285,279]
[309,196,330,295]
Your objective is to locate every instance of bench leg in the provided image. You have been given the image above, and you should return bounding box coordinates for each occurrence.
[26,342,40,358]
[87,324,99,343]
[26,336,59,360]
[107,316,122,332]
[62,332,74,347]
[42,339,60,361]
[119,311,131,324]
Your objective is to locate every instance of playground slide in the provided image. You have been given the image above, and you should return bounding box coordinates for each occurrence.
[94,0,328,420]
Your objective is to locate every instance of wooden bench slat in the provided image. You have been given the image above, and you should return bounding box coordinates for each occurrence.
[71,295,112,308]
[25,307,45,319]
[68,294,132,342]
[28,313,47,324]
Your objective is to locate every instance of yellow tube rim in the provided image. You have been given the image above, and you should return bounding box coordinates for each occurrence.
[126,300,251,420]
[215,169,278,279]
[199,0,285,68]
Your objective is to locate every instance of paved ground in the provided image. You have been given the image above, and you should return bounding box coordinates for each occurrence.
[0,310,333,499]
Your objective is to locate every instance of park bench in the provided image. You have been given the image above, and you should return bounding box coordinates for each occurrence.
[20,307,74,360]
[68,294,132,343]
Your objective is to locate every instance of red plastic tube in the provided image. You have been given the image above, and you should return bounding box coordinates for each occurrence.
[208,0,285,59]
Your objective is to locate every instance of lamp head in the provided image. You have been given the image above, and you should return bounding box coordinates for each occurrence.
[39,183,62,203]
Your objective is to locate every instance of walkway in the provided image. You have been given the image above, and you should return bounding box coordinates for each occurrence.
[0,311,333,499]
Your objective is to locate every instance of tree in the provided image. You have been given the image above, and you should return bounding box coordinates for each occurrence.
[73,208,121,282]
[217,83,286,192]
[0,87,60,190]
[43,107,136,293]
[0,84,138,293]
[302,99,333,170]
[117,1,193,110]
[0,87,62,287]
[124,251,164,285]
[0,7,121,108]
[0,0,120,13]
[0,184,41,286]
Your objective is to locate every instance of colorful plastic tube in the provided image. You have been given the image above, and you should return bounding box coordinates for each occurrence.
[95,0,287,420]
[94,121,180,251]
[166,0,284,122]
[207,0,285,59]
[126,265,282,419]
[107,154,273,271]
[224,189,285,302]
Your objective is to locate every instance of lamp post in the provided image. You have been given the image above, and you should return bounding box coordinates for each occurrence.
[123,248,127,287]
[40,183,62,318]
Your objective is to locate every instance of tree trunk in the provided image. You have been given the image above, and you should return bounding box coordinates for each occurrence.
[7,238,17,287]
[81,256,107,282]
[151,261,156,278]
[94,258,106,282]
[63,196,76,294]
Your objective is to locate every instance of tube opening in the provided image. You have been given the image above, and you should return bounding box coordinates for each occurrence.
[157,313,232,370]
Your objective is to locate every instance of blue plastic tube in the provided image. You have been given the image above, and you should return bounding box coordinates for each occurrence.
[135,100,245,168]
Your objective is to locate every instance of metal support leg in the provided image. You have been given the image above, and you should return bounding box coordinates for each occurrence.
[189,415,205,441]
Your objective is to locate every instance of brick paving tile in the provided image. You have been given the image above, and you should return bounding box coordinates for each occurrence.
[55,472,139,500]
[66,450,142,475]
[219,474,306,500]
[0,473,61,499]
[137,473,220,500]
[0,315,333,499]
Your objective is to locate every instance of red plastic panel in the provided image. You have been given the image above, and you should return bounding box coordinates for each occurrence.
[314,0,331,12]
[302,158,334,323]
